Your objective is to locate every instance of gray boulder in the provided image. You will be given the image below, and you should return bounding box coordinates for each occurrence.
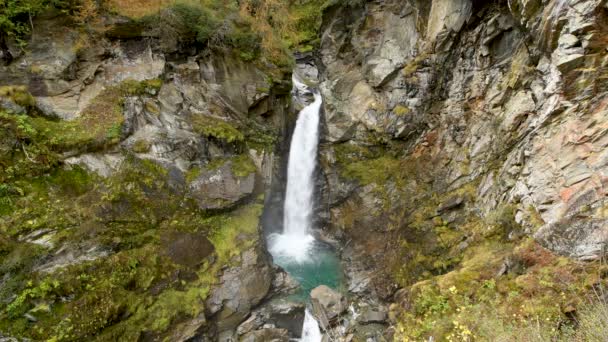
[188,160,256,210]
[206,246,273,332]
[310,285,347,329]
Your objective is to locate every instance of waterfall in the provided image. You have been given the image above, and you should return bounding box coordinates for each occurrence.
[283,91,322,237]
[268,75,324,342]
[268,77,322,263]
[301,310,322,342]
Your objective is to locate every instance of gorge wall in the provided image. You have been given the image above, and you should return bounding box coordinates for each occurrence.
[0,5,299,341]
[313,0,608,339]
[1,0,608,341]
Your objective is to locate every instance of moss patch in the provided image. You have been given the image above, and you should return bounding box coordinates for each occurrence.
[191,114,244,143]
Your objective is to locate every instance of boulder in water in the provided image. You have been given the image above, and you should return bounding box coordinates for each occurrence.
[310,285,347,328]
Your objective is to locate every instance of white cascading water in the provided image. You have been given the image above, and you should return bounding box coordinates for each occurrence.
[268,77,322,263]
[268,76,324,342]
[301,310,322,342]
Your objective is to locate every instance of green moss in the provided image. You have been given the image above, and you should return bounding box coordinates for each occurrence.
[0,79,162,183]
[393,230,600,342]
[121,78,163,95]
[401,53,429,78]
[205,201,263,264]
[131,139,151,153]
[244,123,278,151]
[286,0,330,50]
[393,104,410,116]
[191,115,244,143]
[342,156,402,186]
[205,158,227,172]
[0,86,36,109]
[143,287,208,332]
[185,166,202,183]
[230,154,256,177]
[0,147,271,340]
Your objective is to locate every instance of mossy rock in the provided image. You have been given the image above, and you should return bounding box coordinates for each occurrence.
[191,114,244,144]
[161,231,214,268]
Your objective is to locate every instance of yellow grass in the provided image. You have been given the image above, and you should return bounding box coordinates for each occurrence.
[107,0,165,19]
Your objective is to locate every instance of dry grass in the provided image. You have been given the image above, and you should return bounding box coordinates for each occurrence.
[239,0,294,66]
[565,281,608,342]
[106,0,164,19]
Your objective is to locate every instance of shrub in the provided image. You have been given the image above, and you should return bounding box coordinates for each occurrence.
[564,284,608,341]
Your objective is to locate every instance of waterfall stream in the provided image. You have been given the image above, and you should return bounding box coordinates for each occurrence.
[267,75,325,341]
[301,310,323,342]
[268,80,322,262]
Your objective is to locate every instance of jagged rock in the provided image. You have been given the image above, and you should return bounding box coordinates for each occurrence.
[310,285,347,327]
[355,3,419,86]
[270,268,300,296]
[199,53,272,113]
[357,307,388,325]
[206,246,273,332]
[240,328,289,342]
[437,196,465,213]
[0,338,18,342]
[188,160,256,210]
[64,153,125,177]
[501,91,535,132]
[535,216,608,261]
[427,0,473,42]
[236,299,306,338]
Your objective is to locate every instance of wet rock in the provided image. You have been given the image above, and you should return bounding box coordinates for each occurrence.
[270,267,300,296]
[169,314,207,342]
[310,285,347,327]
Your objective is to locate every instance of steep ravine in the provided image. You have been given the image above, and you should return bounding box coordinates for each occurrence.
[1,0,608,341]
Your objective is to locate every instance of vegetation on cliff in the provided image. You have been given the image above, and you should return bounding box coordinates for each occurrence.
[0,74,269,339]
[330,141,608,341]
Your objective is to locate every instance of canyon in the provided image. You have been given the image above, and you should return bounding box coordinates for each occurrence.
[1,0,608,341]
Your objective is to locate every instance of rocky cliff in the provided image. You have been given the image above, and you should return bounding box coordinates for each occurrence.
[0,4,299,340]
[313,0,608,339]
[2,0,608,341]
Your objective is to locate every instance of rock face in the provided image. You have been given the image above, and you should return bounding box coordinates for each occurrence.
[0,8,294,342]
[188,160,256,210]
[313,0,608,338]
[206,246,273,333]
[235,299,306,340]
